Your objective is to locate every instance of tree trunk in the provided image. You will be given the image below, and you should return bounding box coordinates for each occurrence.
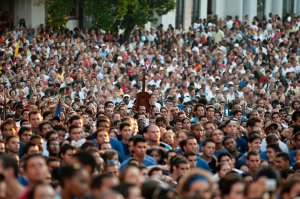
[123,25,134,44]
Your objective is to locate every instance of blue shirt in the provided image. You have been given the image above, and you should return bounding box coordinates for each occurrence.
[120,155,156,170]
[91,138,125,162]
[196,156,210,171]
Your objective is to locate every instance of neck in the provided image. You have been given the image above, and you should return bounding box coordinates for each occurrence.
[122,138,129,144]
[133,154,145,163]
[201,154,212,162]
[148,140,159,147]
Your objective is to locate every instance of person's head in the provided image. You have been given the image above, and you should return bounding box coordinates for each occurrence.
[170,157,190,179]
[69,125,83,142]
[178,169,213,199]
[24,143,41,157]
[57,164,90,198]
[266,144,282,164]
[96,116,111,130]
[183,136,199,153]
[47,157,60,173]
[132,136,148,159]
[1,119,17,138]
[184,151,198,169]
[29,111,43,128]
[216,162,231,178]
[204,121,216,138]
[0,154,19,179]
[73,151,97,176]
[223,136,237,153]
[292,111,300,126]
[24,154,48,186]
[5,135,20,154]
[202,139,215,158]
[218,152,235,169]
[223,120,238,136]
[18,126,32,143]
[119,122,132,142]
[275,152,290,171]
[211,129,224,144]
[39,121,53,137]
[144,125,161,144]
[219,176,245,199]
[194,104,206,117]
[104,160,120,177]
[27,183,55,199]
[281,177,300,199]
[246,151,261,174]
[120,165,144,186]
[96,128,110,145]
[247,135,262,153]
[68,115,83,128]
[0,141,4,153]
[59,144,76,165]
[190,123,205,141]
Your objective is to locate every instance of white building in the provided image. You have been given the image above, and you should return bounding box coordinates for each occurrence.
[0,0,300,31]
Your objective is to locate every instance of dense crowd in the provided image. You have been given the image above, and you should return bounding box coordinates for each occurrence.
[0,11,299,199]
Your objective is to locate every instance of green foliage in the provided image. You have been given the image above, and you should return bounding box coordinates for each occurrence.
[83,0,175,39]
[46,0,74,28]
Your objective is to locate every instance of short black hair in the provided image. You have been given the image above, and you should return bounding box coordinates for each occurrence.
[0,154,19,178]
[133,136,146,146]
[276,152,290,163]
[74,151,96,174]
[218,152,233,162]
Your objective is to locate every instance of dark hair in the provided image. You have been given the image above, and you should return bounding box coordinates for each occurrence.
[23,143,40,156]
[266,144,282,153]
[202,138,215,147]
[253,166,281,187]
[112,183,136,198]
[218,152,233,162]
[219,176,244,196]
[38,121,52,133]
[292,111,300,122]
[247,151,259,160]
[24,154,45,171]
[18,126,32,137]
[119,122,131,131]
[59,144,76,157]
[133,136,146,146]
[74,151,97,174]
[91,173,115,189]
[276,152,290,163]
[0,154,19,178]
[222,136,235,146]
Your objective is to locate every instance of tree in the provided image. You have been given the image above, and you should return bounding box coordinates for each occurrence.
[83,0,175,42]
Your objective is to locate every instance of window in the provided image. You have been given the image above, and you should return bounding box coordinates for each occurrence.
[68,0,79,19]
[192,0,200,22]
[176,0,184,29]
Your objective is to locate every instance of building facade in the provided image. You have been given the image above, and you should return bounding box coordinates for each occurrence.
[1,0,300,31]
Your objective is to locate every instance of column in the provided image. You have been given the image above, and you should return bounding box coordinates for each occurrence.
[272,0,283,18]
[264,0,272,18]
[157,9,176,30]
[243,0,257,21]
[212,0,225,19]
[183,0,193,30]
[225,0,243,20]
[31,0,45,29]
[199,0,208,19]
[295,0,300,16]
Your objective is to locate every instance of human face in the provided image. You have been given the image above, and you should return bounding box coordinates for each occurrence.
[177,163,190,176]
[123,166,144,186]
[196,106,205,117]
[48,140,60,154]
[41,124,53,135]
[27,145,40,155]
[223,121,238,136]
[248,139,261,153]
[207,108,215,118]
[68,169,90,198]
[146,126,160,143]
[7,137,20,154]
[187,155,197,169]
[247,155,260,173]
[29,113,43,128]
[20,130,32,143]
[2,124,16,137]
[133,142,147,159]
[106,165,119,176]
[121,126,132,141]
[191,126,205,140]
[294,117,300,126]
[188,180,211,199]
[182,119,191,130]
[272,113,280,123]
[96,130,110,144]
[205,123,216,137]
[184,138,199,153]
[224,138,237,153]
[275,157,289,171]
[227,182,245,199]
[218,164,231,178]
[211,129,224,144]
[62,149,76,165]
[70,127,83,142]
[203,142,215,157]
[71,119,83,128]
[162,132,174,146]
[266,147,276,163]
[220,156,234,169]
[25,156,48,184]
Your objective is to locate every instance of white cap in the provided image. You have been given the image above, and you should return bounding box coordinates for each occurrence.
[117,56,123,60]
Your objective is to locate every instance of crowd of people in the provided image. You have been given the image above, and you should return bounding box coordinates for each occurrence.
[0,11,299,199]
